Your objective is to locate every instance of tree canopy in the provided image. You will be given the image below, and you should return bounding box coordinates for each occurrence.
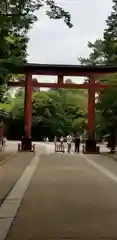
[0,0,73,84]
[79,0,117,66]
[2,86,87,140]
[79,0,117,139]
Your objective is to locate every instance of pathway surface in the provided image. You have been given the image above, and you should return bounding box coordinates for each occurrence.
[0,152,34,206]
[0,141,17,164]
[1,142,117,239]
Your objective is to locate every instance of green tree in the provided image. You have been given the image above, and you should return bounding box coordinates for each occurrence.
[79,0,117,66]
[0,0,73,85]
[0,85,7,103]
[72,118,87,134]
[79,39,105,65]
[5,87,87,140]
[103,0,117,64]
[79,0,117,139]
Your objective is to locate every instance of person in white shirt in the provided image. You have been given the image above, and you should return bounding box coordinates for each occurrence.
[54,136,57,142]
[60,136,64,147]
[66,135,72,153]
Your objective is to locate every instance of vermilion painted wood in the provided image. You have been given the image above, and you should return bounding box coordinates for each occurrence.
[7,63,117,147]
[88,76,95,140]
[8,81,117,89]
[24,75,33,138]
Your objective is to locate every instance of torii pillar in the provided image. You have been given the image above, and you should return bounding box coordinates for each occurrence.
[21,74,33,151]
[85,75,97,153]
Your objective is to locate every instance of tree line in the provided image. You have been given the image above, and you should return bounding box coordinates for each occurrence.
[0,86,87,140]
[79,0,117,140]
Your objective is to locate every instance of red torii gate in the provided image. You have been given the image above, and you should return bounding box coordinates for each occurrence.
[8,63,117,153]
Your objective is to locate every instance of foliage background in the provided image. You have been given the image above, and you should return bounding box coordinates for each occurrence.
[0,86,87,140]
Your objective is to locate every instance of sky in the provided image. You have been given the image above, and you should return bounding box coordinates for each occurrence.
[27,0,113,83]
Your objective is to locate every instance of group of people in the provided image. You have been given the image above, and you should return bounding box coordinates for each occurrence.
[44,133,81,153]
[56,132,81,153]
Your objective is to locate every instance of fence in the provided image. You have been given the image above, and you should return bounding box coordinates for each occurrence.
[55,143,65,153]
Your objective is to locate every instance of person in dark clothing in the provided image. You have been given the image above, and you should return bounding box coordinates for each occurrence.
[107,134,116,153]
[75,132,80,153]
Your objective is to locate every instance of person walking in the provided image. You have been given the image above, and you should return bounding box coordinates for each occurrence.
[75,132,80,153]
[60,136,64,147]
[66,134,72,153]
[46,137,49,143]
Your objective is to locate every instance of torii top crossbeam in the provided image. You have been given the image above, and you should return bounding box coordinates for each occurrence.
[8,63,117,89]
[6,62,117,76]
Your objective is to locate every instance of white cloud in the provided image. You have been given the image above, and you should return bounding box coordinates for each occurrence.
[27,0,112,64]
[27,0,112,83]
